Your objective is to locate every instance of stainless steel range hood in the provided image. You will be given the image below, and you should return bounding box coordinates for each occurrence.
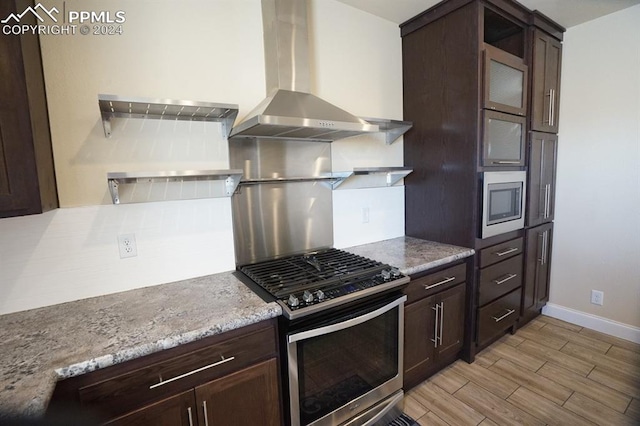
[229,0,378,142]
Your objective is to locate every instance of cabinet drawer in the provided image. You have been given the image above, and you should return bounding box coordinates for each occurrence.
[78,322,277,418]
[479,255,523,306]
[404,263,466,304]
[478,288,521,346]
[479,238,523,268]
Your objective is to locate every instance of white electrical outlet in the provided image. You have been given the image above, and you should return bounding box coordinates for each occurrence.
[591,290,604,306]
[118,234,138,259]
[362,207,370,224]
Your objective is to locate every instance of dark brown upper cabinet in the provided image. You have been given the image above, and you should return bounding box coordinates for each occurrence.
[482,110,526,167]
[0,0,58,218]
[526,132,557,227]
[483,44,528,117]
[530,28,562,133]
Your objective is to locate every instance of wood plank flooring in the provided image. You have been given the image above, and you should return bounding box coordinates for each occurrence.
[403,315,640,425]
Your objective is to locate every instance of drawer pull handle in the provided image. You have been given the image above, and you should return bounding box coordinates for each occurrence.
[494,273,517,285]
[425,276,455,290]
[494,247,518,257]
[492,309,516,323]
[203,400,210,426]
[149,355,235,389]
[493,160,521,165]
[187,407,194,426]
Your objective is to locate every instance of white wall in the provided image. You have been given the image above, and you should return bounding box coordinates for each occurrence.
[0,0,404,314]
[550,4,640,329]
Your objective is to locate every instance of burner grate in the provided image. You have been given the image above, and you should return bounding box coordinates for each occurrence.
[240,248,389,298]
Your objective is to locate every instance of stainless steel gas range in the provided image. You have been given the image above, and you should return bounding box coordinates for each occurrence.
[236,249,408,426]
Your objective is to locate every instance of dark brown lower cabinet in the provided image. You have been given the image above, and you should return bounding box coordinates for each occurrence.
[104,359,280,426]
[404,282,465,390]
[195,358,280,426]
[48,319,281,426]
[104,390,195,426]
[522,223,553,322]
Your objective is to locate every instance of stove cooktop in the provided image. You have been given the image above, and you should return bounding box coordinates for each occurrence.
[239,248,409,319]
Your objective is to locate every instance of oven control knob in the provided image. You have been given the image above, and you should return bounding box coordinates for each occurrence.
[390,267,401,277]
[288,294,300,307]
[381,269,392,280]
[315,289,325,301]
[303,290,314,303]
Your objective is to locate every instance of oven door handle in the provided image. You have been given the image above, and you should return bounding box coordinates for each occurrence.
[287,295,407,344]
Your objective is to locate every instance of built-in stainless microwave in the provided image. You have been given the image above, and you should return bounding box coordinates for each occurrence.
[482,171,526,239]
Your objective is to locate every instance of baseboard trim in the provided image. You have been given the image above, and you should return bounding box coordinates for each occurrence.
[542,303,640,344]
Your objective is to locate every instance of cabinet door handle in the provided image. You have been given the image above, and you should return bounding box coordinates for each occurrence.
[546,184,552,218]
[537,231,545,264]
[542,231,549,265]
[425,276,455,290]
[550,89,555,127]
[203,400,210,426]
[431,304,439,348]
[493,160,521,165]
[546,89,553,126]
[492,309,516,322]
[438,302,444,346]
[494,273,517,285]
[187,407,194,426]
[495,247,518,257]
[149,355,235,389]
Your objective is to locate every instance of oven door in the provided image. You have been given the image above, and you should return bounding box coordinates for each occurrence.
[287,295,406,426]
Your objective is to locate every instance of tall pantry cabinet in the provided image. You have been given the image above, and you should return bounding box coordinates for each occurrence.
[522,13,564,323]
[401,0,564,360]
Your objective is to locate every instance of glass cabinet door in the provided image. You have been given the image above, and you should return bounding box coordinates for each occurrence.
[483,44,528,116]
[483,110,526,167]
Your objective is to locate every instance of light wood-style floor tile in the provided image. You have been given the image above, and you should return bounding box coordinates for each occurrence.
[563,391,638,426]
[542,323,611,353]
[416,411,452,426]
[403,394,428,420]
[607,345,640,366]
[478,419,499,426]
[499,333,525,347]
[579,328,640,354]
[626,398,640,421]
[520,319,545,330]
[538,362,632,413]
[516,339,594,376]
[454,382,544,426]
[411,381,484,426]
[506,386,596,425]
[562,342,640,380]
[429,366,469,394]
[489,358,573,405]
[451,360,519,399]
[536,315,583,332]
[403,315,640,426]
[515,326,567,351]
[485,342,546,371]
[588,366,640,399]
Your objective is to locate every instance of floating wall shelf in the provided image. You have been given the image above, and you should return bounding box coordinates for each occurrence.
[107,170,243,204]
[361,118,413,144]
[98,95,239,138]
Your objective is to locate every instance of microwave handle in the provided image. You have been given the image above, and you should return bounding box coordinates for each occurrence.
[287,295,407,343]
[493,160,521,165]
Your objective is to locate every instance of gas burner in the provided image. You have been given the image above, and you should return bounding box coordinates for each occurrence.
[239,248,409,319]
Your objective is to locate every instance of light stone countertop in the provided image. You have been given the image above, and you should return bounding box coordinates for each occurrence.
[0,236,472,419]
[0,272,281,419]
[345,236,474,276]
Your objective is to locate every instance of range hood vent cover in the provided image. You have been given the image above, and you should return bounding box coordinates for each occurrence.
[229,0,378,142]
[229,89,378,141]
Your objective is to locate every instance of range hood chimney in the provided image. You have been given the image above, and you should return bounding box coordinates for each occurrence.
[229,0,378,141]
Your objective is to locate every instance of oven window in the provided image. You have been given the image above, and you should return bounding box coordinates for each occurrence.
[295,306,399,425]
[489,186,522,224]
